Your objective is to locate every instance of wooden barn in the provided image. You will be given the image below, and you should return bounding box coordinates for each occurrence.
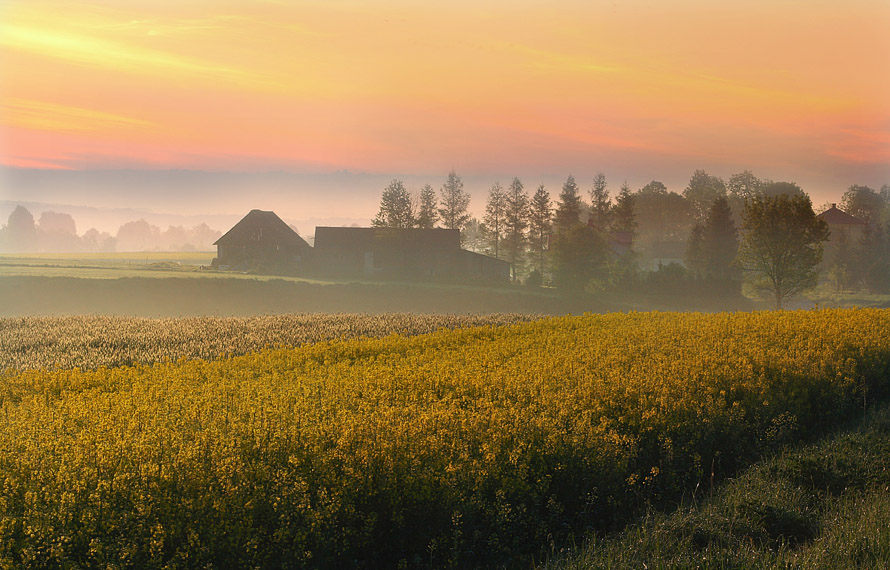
[213,209,312,271]
[313,226,510,282]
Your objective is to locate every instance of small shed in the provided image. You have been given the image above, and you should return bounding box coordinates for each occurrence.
[213,210,312,271]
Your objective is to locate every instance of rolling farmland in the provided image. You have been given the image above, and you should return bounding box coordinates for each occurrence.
[1,309,888,568]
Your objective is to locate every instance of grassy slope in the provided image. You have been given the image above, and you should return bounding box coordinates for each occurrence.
[545,402,890,570]
[0,275,586,316]
[0,253,757,316]
[0,254,587,316]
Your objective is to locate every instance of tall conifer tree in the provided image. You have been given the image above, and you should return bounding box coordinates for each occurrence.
[554,175,584,234]
[503,177,529,281]
[528,184,552,276]
[483,182,507,258]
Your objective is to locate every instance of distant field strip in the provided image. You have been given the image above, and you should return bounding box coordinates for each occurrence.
[0,313,539,370]
[1,310,888,568]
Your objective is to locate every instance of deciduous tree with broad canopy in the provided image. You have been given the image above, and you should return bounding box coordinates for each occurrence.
[737,194,829,309]
[683,169,727,224]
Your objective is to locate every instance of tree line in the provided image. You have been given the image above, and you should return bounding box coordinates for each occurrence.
[0,206,222,253]
[373,170,890,308]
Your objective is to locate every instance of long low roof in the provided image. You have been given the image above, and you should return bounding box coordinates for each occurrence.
[314,226,461,251]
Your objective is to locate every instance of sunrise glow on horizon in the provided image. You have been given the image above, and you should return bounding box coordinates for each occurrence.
[1,0,889,198]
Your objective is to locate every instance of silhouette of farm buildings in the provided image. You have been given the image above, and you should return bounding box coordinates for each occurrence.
[214,210,510,282]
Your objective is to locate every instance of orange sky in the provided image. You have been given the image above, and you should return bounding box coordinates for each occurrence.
[1,0,889,206]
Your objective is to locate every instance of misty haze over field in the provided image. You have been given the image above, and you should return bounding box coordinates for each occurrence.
[3,165,887,239]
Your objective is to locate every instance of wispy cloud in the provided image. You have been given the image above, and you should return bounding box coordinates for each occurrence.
[823,124,890,164]
[2,98,153,133]
[0,24,275,88]
[1,155,75,170]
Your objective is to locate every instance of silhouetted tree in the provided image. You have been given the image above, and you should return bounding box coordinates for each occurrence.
[634,184,692,253]
[687,196,739,292]
[553,175,584,234]
[639,180,668,195]
[162,225,189,250]
[81,228,117,253]
[551,225,610,293]
[841,185,882,225]
[881,184,890,224]
[588,172,611,231]
[727,170,765,224]
[373,179,414,228]
[437,170,471,232]
[737,194,829,309]
[415,184,438,229]
[483,182,507,259]
[37,211,79,252]
[1,206,38,252]
[727,170,764,201]
[611,182,636,234]
[528,184,552,276]
[37,211,76,235]
[502,177,529,281]
[461,217,487,253]
[189,223,222,250]
[761,181,805,198]
[684,169,726,224]
[855,222,890,293]
[685,224,706,277]
[116,219,160,252]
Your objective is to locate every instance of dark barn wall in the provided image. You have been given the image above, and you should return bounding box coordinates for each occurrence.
[217,217,509,282]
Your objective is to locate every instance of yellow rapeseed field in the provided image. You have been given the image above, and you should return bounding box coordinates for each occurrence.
[0,309,888,568]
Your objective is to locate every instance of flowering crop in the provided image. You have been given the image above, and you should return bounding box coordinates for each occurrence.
[0,313,538,371]
[0,309,888,568]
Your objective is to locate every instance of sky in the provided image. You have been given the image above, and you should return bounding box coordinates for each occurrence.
[1,0,889,229]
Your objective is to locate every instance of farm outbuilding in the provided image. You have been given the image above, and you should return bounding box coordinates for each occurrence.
[817,204,866,243]
[213,210,312,272]
[313,226,510,282]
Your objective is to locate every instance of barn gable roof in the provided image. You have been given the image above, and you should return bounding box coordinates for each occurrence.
[818,205,866,226]
[214,210,310,249]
